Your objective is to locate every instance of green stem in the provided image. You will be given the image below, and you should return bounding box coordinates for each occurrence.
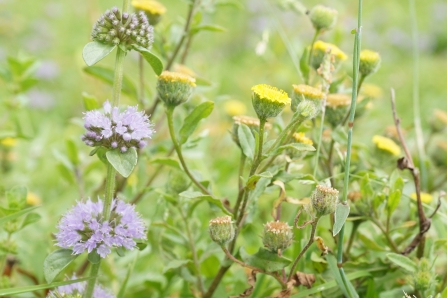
[111,47,126,107]
[336,0,362,297]
[83,262,101,298]
[166,106,213,196]
[345,220,361,258]
[306,29,320,83]
[138,55,145,105]
[287,219,319,282]
[233,153,247,220]
[313,99,326,178]
[369,218,399,253]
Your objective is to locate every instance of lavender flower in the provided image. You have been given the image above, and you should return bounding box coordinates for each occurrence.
[47,274,114,298]
[55,199,146,258]
[82,101,154,152]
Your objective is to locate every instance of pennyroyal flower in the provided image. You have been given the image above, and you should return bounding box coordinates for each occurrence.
[55,199,146,258]
[82,101,154,152]
[47,274,114,298]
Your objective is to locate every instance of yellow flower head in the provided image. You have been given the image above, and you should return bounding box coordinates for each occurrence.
[292,132,313,145]
[26,192,42,206]
[251,84,291,120]
[434,109,447,125]
[292,84,324,101]
[410,192,433,204]
[158,71,196,87]
[326,93,351,108]
[157,71,196,107]
[361,83,383,99]
[251,84,290,105]
[359,50,381,77]
[173,64,196,78]
[313,41,347,61]
[224,100,247,116]
[132,0,166,15]
[233,115,272,130]
[372,135,401,156]
[0,137,17,147]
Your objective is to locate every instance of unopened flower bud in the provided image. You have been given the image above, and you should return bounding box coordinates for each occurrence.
[325,93,351,127]
[231,115,272,147]
[157,71,196,107]
[309,5,338,32]
[263,221,293,253]
[295,99,318,120]
[209,216,235,245]
[251,84,291,120]
[359,50,381,77]
[291,84,324,114]
[311,41,347,70]
[310,185,339,217]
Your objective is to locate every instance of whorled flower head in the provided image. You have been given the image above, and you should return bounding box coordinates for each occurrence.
[251,84,291,120]
[308,5,338,32]
[311,41,347,70]
[91,7,154,50]
[157,71,196,107]
[47,274,114,298]
[131,0,166,25]
[359,50,381,77]
[209,216,235,245]
[291,84,324,113]
[55,199,146,258]
[310,185,339,217]
[263,221,293,253]
[82,101,154,152]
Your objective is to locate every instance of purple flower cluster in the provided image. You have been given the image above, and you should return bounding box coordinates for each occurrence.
[55,199,146,258]
[47,274,114,298]
[82,101,154,153]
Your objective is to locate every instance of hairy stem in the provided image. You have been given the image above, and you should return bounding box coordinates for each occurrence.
[233,153,247,220]
[313,99,327,178]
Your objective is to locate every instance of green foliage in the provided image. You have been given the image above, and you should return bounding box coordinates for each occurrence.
[43,249,78,283]
[82,42,116,67]
[106,148,138,178]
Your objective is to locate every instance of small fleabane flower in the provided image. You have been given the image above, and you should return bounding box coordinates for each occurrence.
[263,221,293,253]
[0,137,17,147]
[91,7,154,50]
[310,185,339,217]
[309,5,338,32]
[430,109,447,132]
[231,115,272,147]
[251,84,291,120]
[173,64,196,78]
[131,0,166,25]
[325,93,351,127]
[372,135,401,156]
[157,71,196,107]
[311,41,347,70]
[82,101,154,152]
[55,199,146,258]
[292,132,313,145]
[359,50,381,77]
[410,192,433,204]
[209,216,235,245]
[291,84,324,113]
[47,274,114,298]
[224,100,247,116]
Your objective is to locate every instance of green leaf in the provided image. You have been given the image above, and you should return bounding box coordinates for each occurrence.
[66,139,79,166]
[83,66,137,97]
[149,157,181,170]
[190,24,227,35]
[82,42,116,66]
[299,47,310,83]
[88,251,101,264]
[333,203,350,236]
[0,277,92,296]
[43,249,78,283]
[106,148,138,178]
[240,247,291,272]
[179,101,214,144]
[0,206,39,226]
[82,92,100,111]
[133,45,163,75]
[238,124,255,159]
[6,186,27,207]
[116,246,126,257]
[386,253,417,272]
[270,142,316,156]
[117,254,138,298]
[163,259,191,273]
[179,191,231,216]
[326,254,359,298]
[21,212,41,229]
[246,172,272,190]
[357,232,386,252]
[387,190,401,215]
[441,286,447,298]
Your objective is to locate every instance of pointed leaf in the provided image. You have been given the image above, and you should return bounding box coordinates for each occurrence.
[0,206,39,226]
[133,45,163,75]
[106,148,138,178]
[386,253,417,272]
[326,254,359,297]
[163,259,191,273]
[0,277,92,296]
[246,172,272,190]
[82,92,100,111]
[299,47,310,83]
[333,203,350,236]
[21,212,41,229]
[149,157,181,170]
[270,143,316,156]
[43,249,78,283]
[179,101,214,144]
[240,247,291,272]
[190,24,227,35]
[238,124,255,159]
[82,42,116,66]
[179,191,231,216]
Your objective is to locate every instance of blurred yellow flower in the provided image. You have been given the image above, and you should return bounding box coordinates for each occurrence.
[292,132,313,145]
[1,137,17,147]
[313,40,348,61]
[131,0,166,15]
[434,109,447,125]
[361,83,383,99]
[326,93,351,108]
[173,64,196,78]
[26,192,42,206]
[372,135,401,156]
[410,192,433,204]
[292,84,324,101]
[224,100,247,116]
[158,71,196,87]
[127,172,138,187]
[233,115,272,130]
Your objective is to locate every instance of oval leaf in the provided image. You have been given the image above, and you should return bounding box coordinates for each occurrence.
[43,249,78,283]
[179,101,214,144]
[133,45,163,75]
[106,148,138,178]
[240,247,291,272]
[333,203,350,236]
[386,253,417,272]
[82,42,116,67]
[0,277,92,296]
[238,124,255,159]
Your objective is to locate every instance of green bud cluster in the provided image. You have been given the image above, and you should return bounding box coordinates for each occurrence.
[309,5,338,32]
[157,71,196,107]
[91,7,154,50]
[411,258,435,293]
[262,221,293,253]
[209,216,235,245]
[310,185,339,217]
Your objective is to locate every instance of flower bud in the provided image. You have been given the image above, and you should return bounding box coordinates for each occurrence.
[359,50,381,77]
[251,84,291,120]
[231,115,272,147]
[209,216,235,245]
[295,99,318,120]
[291,84,324,113]
[311,41,347,70]
[325,93,351,127]
[131,0,167,25]
[309,5,338,32]
[156,71,196,107]
[310,185,339,217]
[263,221,293,253]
